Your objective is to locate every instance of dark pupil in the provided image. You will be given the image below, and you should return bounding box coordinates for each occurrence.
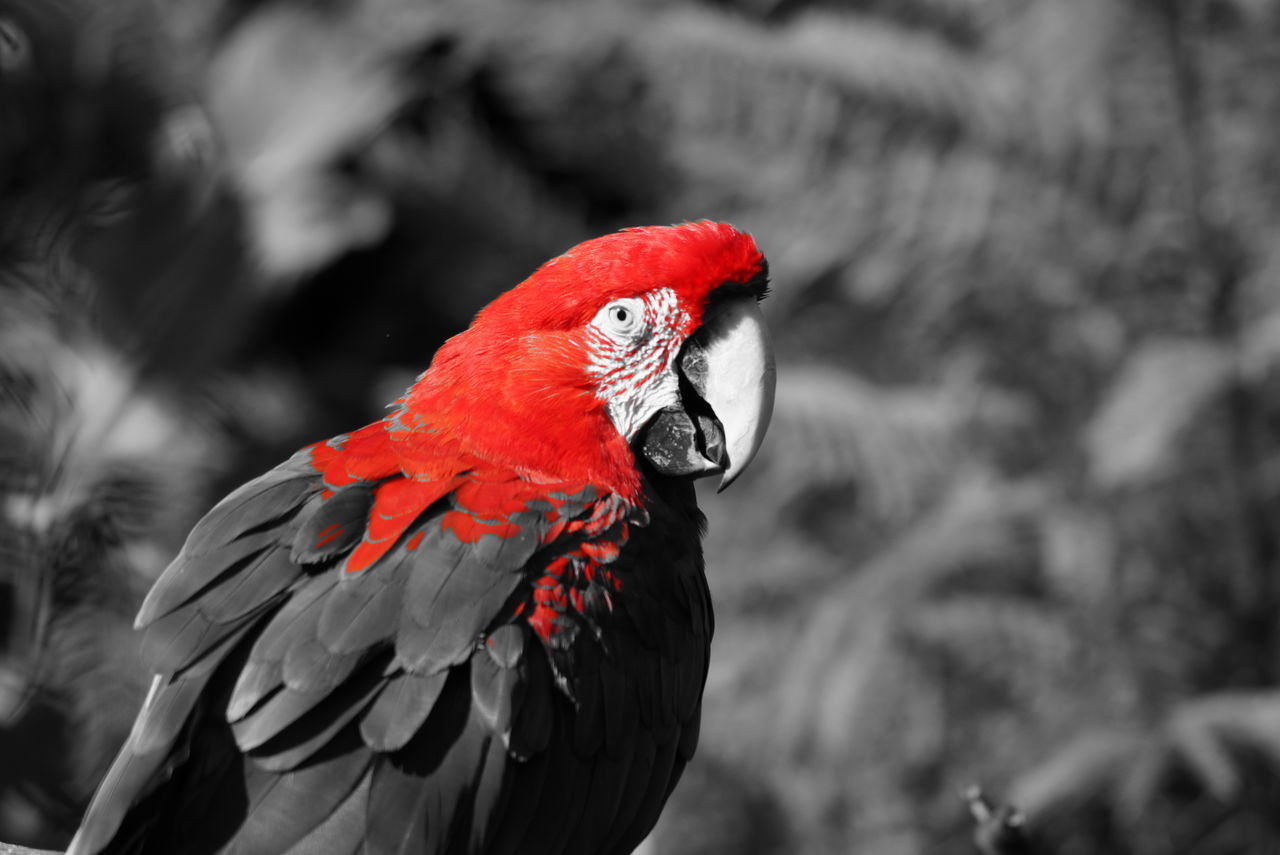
[614,307,629,322]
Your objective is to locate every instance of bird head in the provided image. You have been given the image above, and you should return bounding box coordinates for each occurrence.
[395,221,775,501]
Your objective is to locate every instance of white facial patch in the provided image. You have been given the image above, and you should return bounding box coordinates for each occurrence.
[585,287,690,441]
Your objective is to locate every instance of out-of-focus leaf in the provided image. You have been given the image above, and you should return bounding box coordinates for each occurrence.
[1021,691,1280,835]
[642,754,790,855]
[1039,503,1117,605]
[1011,729,1145,817]
[903,597,1076,703]
[647,9,1025,155]
[207,4,433,278]
[1,287,226,834]
[0,661,28,723]
[1165,690,1280,799]
[1241,307,1280,379]
[776,475,1043,759]
[1085,338,1233,489]
[0,15,30,72]
[0,316,222,541]
[204,369,314,447]
[761,365,961,523]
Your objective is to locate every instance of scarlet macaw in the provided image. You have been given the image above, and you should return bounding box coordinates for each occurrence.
[69,221,775,855]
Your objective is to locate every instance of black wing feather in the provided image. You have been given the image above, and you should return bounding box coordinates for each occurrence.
[226,574,337,721]
[358,670,449,752]
[292,485,375,564]
[247,671,385,773]
[396,529,532,674]
[141,599,278,675]
[507,638,556,760]
[599,658,640,761]
[364,667,475,855]
[540,749,595,855]
[462,725,516,854]
[281,771,371,855]
[182,461,314,554]
[616,730,683,852]
[320,567,410,654]
[282,638,369,693]
[469,627,526,738]
[596,728,657,855]
[232,651,382,756]
[134,465,314,624]
[481,743,550,855]
[510,711,581,855]
[571,668,604,757]
[195,545,299,624]
[133,535,273,627]
[230,730,372,853]
[564,750,631,855]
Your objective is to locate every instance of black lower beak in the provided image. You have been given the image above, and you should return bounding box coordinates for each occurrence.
[638,340,726,477]
[639,407,726,478]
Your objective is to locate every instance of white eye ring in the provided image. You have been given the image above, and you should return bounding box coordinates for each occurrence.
[595,299,646,340]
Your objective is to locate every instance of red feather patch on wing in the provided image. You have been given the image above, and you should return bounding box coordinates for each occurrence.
[344,477,459,574]
[305,422,400,490]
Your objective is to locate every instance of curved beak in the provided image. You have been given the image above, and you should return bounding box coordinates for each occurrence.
[637,294,775,489]
[687,296,777,491]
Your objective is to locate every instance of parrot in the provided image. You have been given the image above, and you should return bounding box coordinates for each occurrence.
[67,220,775,855]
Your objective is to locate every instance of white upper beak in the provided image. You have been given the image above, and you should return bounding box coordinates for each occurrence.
[695,297,777,490]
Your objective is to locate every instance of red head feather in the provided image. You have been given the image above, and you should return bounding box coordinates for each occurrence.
[470,220,765,333]
[381,222,765,502]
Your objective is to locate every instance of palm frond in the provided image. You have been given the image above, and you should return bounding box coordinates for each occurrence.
[1085,338,1233,489]
[1011,729,1146,817]
[902,597,1077,705]
[759,365,964,524]
[0,287,224,809]
[1163,690,1280,801]
[647,9,1021,156]
[775,475,1044,758]
[1018,690,1280,842]
[1037,502,1118,606]
[205,4,430,278]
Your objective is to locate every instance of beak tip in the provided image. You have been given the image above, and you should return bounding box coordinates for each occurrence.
[716,466,741,492]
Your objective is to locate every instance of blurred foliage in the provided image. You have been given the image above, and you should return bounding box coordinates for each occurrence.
[5,0,1280,852]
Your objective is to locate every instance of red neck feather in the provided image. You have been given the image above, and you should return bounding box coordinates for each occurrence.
[393,326,641,500]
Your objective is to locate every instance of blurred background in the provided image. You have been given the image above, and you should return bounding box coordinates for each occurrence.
[4,0,1280,852]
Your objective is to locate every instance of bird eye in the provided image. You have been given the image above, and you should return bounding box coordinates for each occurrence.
[596,299,646,340]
